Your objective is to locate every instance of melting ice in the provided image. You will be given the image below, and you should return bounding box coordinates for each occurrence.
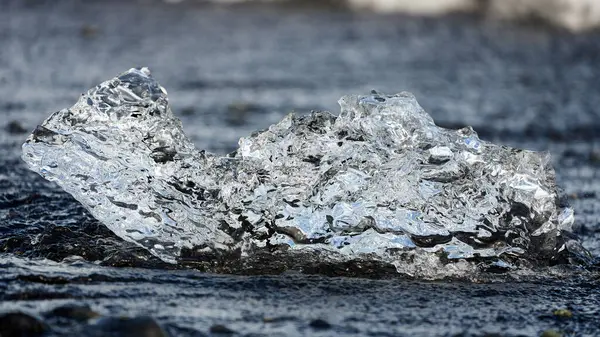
[22,68,586,277]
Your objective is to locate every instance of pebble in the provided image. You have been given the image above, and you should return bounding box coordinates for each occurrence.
[6,121,27,134]
[94,316,167,337]
[49,304,100,321]
[0,312,47,337]
[309,318,332,330]
[552,308,573,318]
[540,329,562,337]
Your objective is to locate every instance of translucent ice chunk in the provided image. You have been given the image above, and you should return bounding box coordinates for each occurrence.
[22,68,585,275]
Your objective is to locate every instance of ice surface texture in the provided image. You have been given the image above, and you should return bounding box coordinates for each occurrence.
[22,68,584,276]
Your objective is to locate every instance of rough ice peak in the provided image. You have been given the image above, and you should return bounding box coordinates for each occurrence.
[22,68,586,276]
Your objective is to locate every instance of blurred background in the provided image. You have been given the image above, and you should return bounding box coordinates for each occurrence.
[1,0,600,150]
[0,0,599,253]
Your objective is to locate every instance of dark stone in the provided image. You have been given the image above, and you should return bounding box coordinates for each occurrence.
[94,316,167,337]
[49,304,99,321]
[209,324,236,334]
[0,312,47,337]
[6,121,28,134]
[309,319,332,330]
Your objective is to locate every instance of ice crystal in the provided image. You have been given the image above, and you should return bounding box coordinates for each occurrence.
[22,68,583,276]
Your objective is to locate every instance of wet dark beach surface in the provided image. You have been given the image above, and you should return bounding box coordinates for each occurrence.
[1,0,600,336]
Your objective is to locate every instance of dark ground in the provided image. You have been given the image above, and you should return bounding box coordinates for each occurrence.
[0,0,599,336]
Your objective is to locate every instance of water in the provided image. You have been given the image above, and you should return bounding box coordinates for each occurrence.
[0,1,599,336]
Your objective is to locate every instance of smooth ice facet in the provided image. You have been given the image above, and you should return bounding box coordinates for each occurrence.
[22,68,583,276]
